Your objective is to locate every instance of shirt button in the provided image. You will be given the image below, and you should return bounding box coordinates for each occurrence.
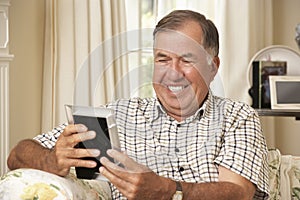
[179,167,184,172]
[175,148,180,152]
[199,109,204,117]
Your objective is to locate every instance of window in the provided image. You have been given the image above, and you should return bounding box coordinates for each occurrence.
[125,0,156,98]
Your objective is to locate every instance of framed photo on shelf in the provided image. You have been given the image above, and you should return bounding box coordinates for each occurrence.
[269,75,300,109]
[249,60,287,108]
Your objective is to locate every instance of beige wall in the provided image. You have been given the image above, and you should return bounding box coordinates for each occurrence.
[9,0,44,149]
[7,0,300,155]
[269,0,300,156]
[273,0,300,51]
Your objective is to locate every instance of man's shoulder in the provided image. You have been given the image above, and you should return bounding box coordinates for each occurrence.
[106,97,157,124]
[212,95,258,119]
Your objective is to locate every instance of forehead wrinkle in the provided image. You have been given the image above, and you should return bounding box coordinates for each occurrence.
[154,34,208,61]
[154,30,202,49]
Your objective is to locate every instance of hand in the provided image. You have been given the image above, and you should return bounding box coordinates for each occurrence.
[100,149,174,200]
[49,124,100,176]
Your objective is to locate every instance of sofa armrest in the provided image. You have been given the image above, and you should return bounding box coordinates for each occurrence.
[0,168,112,200]
[268,149,300,200]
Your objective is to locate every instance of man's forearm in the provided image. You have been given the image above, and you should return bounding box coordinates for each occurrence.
[182,181,249,200]
[7,139,55,173]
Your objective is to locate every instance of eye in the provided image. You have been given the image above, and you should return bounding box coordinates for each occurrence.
[156,57,171,64]
[181,58,193,65]
[158,59,168,62]
[182,59,191,63]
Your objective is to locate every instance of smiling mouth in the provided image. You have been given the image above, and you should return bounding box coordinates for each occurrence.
[168,85,188,93]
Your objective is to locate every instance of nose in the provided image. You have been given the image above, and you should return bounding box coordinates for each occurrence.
[167,58,184,79]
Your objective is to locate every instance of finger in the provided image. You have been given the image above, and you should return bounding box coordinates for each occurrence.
[107,149,135,169]
[100,156,146,184]
[63,148,100,158]
[76,131,97,142]
[58,148,100,167]
[53,148,100,171]
[99,159,135,193]
[64,158,98,168]
[55,147,100,167]
[63,124,88,136]
[62,131,96,147]
[99,159,154,197]
[100,156,127,173]
[107,149,149,172]
[99,165,131,192]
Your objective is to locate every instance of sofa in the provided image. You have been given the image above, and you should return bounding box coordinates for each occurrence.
[1,149,300,199]
[268,149,300,200]
[0,168,112,199]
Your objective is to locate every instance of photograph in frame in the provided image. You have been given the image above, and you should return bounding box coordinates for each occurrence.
[269,76,300,109]
[250,61,287,108]
[65,105,120,180]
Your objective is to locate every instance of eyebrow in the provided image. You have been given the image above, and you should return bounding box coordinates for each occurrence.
[181,53,197,59]
[155,52,169,58]
[155,51,197,59]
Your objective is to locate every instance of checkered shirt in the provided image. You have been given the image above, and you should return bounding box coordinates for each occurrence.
[34,93,269,199]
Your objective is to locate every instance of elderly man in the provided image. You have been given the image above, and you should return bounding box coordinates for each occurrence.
[7,10,269,199]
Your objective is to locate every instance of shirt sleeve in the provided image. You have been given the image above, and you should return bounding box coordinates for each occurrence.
[214,103,269,199]
[33,123,68,149]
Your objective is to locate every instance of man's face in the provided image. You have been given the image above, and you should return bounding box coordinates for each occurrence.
[153,21,219,121]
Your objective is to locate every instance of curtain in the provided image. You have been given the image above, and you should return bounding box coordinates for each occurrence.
[216,0,273,103]
[214,0,275,148]
[42,0,129,132]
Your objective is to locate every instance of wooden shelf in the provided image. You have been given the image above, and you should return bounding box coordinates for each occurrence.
[256,109,300,120]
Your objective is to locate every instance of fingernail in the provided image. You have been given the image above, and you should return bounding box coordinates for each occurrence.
[107,149,114,156]
[100,157,108,163]
[88,161,97,167]
[89,149,100,156]
[87,131,96,138]
[77,124,88,132]
[99,166,104,173]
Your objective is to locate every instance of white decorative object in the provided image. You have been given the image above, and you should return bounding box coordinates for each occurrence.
[0,0,13,176]
[269,75,300,109]
[247,45,300,87]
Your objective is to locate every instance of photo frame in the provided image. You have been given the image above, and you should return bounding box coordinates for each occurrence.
[65,105,120,180]
[249,61,287,108]
[269,76,300,109]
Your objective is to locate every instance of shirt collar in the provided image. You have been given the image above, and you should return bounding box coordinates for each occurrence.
[149,90,214,123]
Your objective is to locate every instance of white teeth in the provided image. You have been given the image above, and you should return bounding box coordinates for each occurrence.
[168,86,184,92]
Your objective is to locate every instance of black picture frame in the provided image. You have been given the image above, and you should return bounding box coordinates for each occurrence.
[65,105,120,180]
[249,61,287,108]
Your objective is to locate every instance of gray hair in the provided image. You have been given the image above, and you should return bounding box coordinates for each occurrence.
[153,10,219,57]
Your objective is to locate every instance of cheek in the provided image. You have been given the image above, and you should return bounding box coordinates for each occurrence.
[152,65,167,84]
[186,68,210,89]
[190,65,215,86]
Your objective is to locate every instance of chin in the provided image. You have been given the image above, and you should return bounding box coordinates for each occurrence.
[167,98,199,113]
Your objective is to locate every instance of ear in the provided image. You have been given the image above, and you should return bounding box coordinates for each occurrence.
[213,56,220,68]
[210,56,220,76]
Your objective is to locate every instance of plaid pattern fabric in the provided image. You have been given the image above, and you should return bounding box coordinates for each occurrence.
[34,93,269,199]
[34,123,67,149]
